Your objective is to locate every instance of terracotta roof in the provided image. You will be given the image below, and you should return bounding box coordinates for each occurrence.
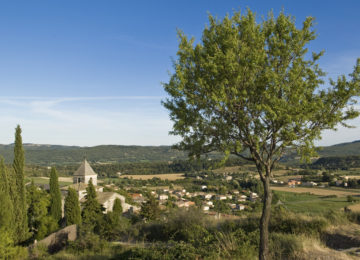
[74,159,97,176]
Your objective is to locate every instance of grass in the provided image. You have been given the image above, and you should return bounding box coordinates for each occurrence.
[271,186,360,197]
[274,191,352,214]
[27,177,73,187]
[119,173,185,181]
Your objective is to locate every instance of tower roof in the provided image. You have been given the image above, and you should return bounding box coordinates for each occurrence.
[74,159,97,176]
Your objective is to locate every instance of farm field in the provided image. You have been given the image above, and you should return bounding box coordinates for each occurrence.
[120,173,185,180]
[348,203,360,212]
[27,176,73,187]
[271,186,360,197]
[274,191,353,214]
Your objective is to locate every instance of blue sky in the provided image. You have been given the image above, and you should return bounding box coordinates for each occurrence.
[0,0,359,146]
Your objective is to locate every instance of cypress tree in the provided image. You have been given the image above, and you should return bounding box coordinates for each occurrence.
[0,157,14,233]
[81,179,103,229]
[64,187,81,226]
[112,198,123,218]
[27,180,53,240]
[49,167,62,223]
[12,125,28,243]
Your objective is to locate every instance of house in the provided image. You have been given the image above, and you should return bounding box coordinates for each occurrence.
[302,181,317,187]
[205,201,213,206]
[203,194,213,200]
[201,185,207,190]
[288,179,301,187]
[249,192,258,202]
[225,176,233,181]
[80,192,139,213]
[216,195,227,201]
[62,183,103,200]
[73,159,98,186]
[63,159,139,214]
[176,200,195,208]
[202,205,210,211]
[159,194,169,201]
[130,193,145,203]
[236,204,245,211]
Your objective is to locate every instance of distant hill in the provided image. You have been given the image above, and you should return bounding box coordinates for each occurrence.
[1,139,360,166]
[318,140,360,157]
[0,144,188,165]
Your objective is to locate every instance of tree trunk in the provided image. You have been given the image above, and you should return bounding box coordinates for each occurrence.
[259,176,272,260]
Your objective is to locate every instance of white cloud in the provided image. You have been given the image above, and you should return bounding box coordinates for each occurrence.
[0,96,179,146]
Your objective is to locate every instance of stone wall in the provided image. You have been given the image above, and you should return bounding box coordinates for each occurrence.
[37,224,77,253]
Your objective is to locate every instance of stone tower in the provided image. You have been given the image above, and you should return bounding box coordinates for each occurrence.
[73,159,97,186]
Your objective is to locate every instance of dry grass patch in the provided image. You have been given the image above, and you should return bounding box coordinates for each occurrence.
[348,203,360,212]
[271,186,360,197]
[120,173,185,181]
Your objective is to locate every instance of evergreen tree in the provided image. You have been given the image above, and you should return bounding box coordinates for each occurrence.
[64,187,81,226]
[12,125,28,243]
[0,157,14,234]
[27,180,54,240]
[140,195,160,221]
[49,167,62,223]
[112,198,123,218]
[81,179,103,230]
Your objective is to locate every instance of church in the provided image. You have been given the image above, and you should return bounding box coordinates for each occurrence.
[62,159,139,213]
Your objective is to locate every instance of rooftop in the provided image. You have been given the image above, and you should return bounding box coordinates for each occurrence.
[74,159,97,177]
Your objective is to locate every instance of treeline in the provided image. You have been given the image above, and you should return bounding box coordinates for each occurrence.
[0,144,188,165]
[51,157,247,177]
[311,155,360,170]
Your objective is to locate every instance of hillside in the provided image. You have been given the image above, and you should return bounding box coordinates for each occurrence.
[0,144,188,165]
[1,139,360,166]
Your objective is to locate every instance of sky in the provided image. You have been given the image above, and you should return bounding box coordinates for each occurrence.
[0,0,360,146]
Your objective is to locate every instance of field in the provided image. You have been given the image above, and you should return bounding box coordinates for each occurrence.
[274,191,353,214]
[271,186,360,197]
[348,203,360,212]
[27,177,73,187]
[120,173,185,180]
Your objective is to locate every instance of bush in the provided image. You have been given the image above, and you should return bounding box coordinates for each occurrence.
[346,211,360,224]
[270,206,328,236]
[270,233,303,259]
[67,231,108,255]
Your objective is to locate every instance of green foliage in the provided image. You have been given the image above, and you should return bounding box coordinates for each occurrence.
[0,228,28,260]
[67,229,108,256]
[49,167,62,223]
[64,187,82,226]
[140,195,161,221]
[81,179,103,231]
[269,233,303,260]
[11,125,29,243]
[213,200,231,214]
[36,215,59,240]
[112,198,123,217]
[0,157,14,235]
[270,206,328,236]
[27,180,53,240]
[163,8,359,258]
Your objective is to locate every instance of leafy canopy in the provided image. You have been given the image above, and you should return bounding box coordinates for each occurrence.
[163,10,360,175]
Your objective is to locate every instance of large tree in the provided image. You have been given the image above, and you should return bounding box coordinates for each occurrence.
[0,157,14,234]
[81,179,103,230]
[163,10,360,259]
[49,167,62,223]
[64,187,81,226]
[12,125,29,243]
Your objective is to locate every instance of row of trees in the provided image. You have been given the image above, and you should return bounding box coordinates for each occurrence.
[0,126,82,257]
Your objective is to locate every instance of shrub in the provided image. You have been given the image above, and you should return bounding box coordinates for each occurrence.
[270,233,303,260]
